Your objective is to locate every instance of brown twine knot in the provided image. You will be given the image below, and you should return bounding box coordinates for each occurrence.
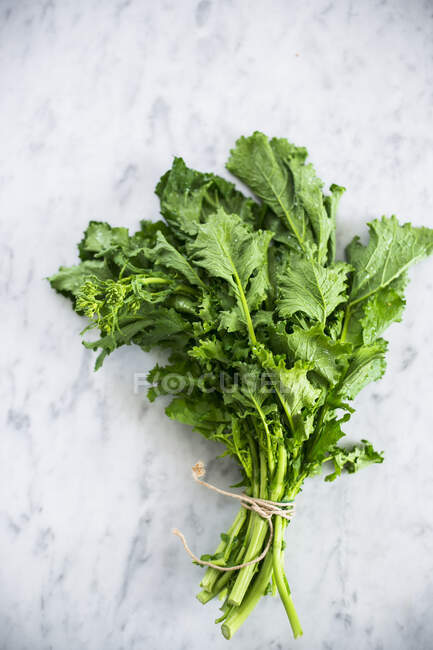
[172,461,295,572]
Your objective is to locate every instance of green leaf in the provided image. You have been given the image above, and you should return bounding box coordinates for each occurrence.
[278,256,350,325]
[338,338,388,400]
[189,209,270,292]
[307,414,347,464]
[156,158,207,237]
[189,337,229,364]
[189,209,272,339]
[48,261,112,300]
[147,353,208,402]
[227,132,311,252]
[347,215,433,308]
[84,317,157,370]
[324,184,345,264]
[277,360,321,415]
[156,157,260,239]
[78,221,131,260]
[284,324,350,384]
[255,346,321,416]
[227,132,342,266]
[84,305,191,368]
[165,395,230,438]
[218,306,245,334]
[246,230,274,310]
[132,307,192,351]
[325,439,384,481]
[271,138,335,264]
[147,231,203,286]
[360,273,408,344]
[137,219,172,246]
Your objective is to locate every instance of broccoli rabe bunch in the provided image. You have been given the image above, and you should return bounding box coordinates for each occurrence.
[50,132,433,640]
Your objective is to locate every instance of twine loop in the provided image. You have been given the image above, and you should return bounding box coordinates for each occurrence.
[172,461,295,572]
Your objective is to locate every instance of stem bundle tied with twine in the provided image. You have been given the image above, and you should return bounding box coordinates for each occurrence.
[173,462,295,571]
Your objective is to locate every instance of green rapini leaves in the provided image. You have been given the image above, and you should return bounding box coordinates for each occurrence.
[347,216,433,307]
[284,325,350,384]
[227,132,312,252]
[277,256,350,325]
[337,338,388,400]
[49,131,433,642]
[189,209,272,342]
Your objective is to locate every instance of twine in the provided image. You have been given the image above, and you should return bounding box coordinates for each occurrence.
[172,461,295,572]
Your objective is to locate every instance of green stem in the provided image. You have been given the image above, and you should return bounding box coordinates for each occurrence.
[200,507,247,592]
[119,275,170,285]
[197,589,216,604]
[247,431,260,499]
[272,517,303,638]
[259,446,267,497]
[120,275,197,298]
[257,169,305,253]
[227,521,268,606]
[203,190,220,210]
[173,284,197,296]
[233,269,257,345]
[222,507,248,563]
[340,304,351,342]
[196,508,256,605]
[276,388,296,435]
[270,440,287,501]
[252,399,275,477]
[306,403,329,464]
[227,448,268,606]
[222,442,303,639]
[269,441,302,637]
[200,430,258,593]
[221,553,274,639]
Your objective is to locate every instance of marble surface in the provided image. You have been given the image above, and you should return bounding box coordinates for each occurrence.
[1,1,433,648]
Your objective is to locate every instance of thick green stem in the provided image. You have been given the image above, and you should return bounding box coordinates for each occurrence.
[252,400,275,477]
[221,553,274,639]
[196,508,256,604]
[259,447,267,497]
[275,387,296,435]
[270,440,287,501]
[269,442,302,637]
[227,448,268,606]
[200,431,258,593]
[232,269,257,345]
[226,520,268,607]
[118,275,169,285]
[200,507,247,592]
[197,589,216,604]
[223,442,303,639]
[247,431,260,499]
[340,304,351,342]
[198,429,303,639]
[227,522,268,608]
[222,507,248,563]
[272,516,303,638]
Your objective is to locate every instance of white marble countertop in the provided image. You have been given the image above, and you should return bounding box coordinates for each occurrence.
[1,1,433,649]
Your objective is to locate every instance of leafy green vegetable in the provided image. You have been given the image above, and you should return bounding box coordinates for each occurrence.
[325,440,384,482]
[341,216,433,342]
[49,131,433,642]
[284,324,350,384]
[277,256,350,325]
[337,338,388,400]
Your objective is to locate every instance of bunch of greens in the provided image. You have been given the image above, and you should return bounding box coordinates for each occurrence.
[50,132,433,640]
